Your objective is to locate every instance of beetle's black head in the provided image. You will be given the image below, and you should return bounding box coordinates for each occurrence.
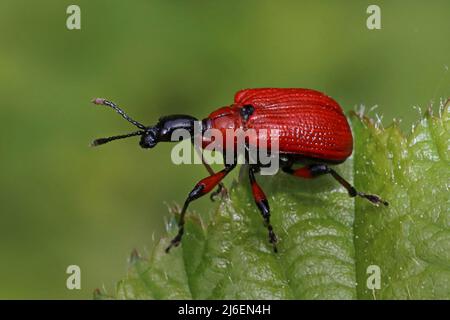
[139,115,198,149]
[91,98,198,148]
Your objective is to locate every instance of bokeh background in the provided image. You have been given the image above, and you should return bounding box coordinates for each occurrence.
[0,0,449,299]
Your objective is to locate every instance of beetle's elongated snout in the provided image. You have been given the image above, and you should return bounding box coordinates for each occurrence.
[138,115,199,149]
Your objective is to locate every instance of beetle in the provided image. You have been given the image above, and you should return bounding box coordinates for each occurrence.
[91,88,388,253]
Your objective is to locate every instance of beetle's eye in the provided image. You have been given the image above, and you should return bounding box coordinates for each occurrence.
[240,104,254,121]
[140,131,158,148]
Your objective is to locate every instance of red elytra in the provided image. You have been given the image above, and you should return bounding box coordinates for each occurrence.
[204,88,353,163]
[91,88,387,254]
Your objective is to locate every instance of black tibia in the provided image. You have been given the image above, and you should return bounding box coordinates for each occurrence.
[249,166,278,253]
[165,163,236,253]
[283,163,389,206]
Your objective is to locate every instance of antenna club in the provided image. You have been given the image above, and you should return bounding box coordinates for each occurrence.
[91,98,106,105]
[90,138,105,147]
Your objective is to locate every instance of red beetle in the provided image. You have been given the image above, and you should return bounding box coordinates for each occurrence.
[91,88,388,253]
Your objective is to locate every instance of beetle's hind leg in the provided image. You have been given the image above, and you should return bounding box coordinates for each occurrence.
[249,166,278,253]
[282,164,388,206]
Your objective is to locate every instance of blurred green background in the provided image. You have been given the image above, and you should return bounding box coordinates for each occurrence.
[0,0,449,299]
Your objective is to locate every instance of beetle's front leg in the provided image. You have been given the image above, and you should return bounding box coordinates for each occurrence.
[283,164,388,206]
[193,142,228,202]
[209,183,228,201]
[208,152,237,201]
[165,163,236,253]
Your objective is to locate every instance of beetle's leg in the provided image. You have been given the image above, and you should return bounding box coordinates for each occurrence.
[208,167,229,201]
[283,164,388,206]
[165,163,236,253]
[249,166,278,253]
[193,141,227,202]
[201,155,228,201]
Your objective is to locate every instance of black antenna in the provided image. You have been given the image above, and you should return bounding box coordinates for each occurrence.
[91,130,144,147]
[92,98,146,130]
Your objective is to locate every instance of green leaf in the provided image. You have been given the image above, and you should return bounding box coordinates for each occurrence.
[98,104,449,300]
[352,106,450,299]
